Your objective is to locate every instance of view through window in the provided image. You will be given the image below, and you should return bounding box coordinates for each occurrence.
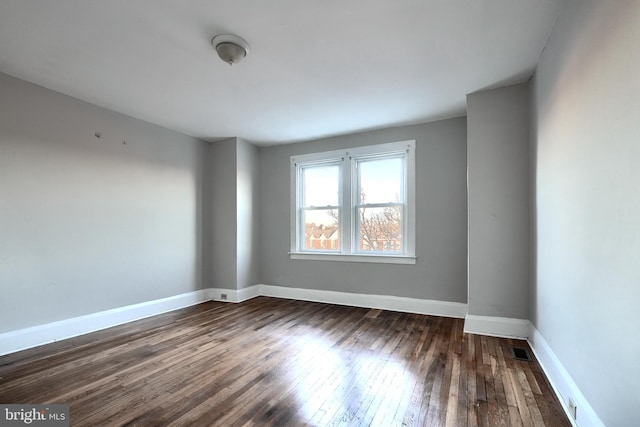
[356,156,404,252]
[301,163,340,251]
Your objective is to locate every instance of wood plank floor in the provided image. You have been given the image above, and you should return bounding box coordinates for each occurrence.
[0,297,571,426]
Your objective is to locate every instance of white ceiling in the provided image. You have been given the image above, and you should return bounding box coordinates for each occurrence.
[0,0,563,146]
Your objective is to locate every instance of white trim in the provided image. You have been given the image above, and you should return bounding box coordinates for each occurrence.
[257,284,466,318]
[291,140,416,258]
[528,325,605,427]
[463,314,530,339]
[237,286,261,302]
[0,285,467,356]
[0,290,208,356]
[211,284,465,318]
[207,287,237,302]
[207,286,260,303]
[289,252,416,264]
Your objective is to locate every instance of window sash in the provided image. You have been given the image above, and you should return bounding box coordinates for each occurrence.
[353,152,407,255]
[291,140,415,262]
[295,160,342,253]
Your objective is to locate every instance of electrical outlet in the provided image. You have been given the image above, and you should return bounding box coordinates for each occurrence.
[568,398,577,420]
[221,293,228,301]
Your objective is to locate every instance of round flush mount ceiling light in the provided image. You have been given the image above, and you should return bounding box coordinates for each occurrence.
[212,34,250,66]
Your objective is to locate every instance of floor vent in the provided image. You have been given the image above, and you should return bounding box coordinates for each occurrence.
[511,347,532,361]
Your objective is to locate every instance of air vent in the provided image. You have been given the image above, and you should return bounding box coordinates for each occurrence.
[511,347,532,361]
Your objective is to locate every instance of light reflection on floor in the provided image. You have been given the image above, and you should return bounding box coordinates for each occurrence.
[289,334,417,425]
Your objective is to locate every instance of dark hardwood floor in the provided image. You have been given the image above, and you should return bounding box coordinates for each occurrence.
[0,297,571,426]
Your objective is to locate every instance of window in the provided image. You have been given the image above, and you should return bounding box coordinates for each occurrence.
[290,140,416,264]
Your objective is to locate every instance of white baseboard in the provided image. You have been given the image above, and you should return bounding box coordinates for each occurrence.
[211,284,466,318]
[463,314,530,339]
[256,284,467,318]
[0,290,208,356]
[208,286,260,303]
[528,325,604,427]
[1,285,467,356]
[237,285,261,302]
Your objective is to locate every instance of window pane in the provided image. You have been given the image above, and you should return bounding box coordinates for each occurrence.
[358,206,402,252]
[303,165,339,207]
[302,209,340,251]
[359,157,403,204]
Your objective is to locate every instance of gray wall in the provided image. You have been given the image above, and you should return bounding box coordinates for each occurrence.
[467,84,530,319]
[258,118,468,303]
[532,0,640,425]
[207,137,259,291]
[236,138,259,289]
[207,138,238,290]
[0,72,206,333]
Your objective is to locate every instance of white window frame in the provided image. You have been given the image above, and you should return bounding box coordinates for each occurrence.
[290,140,416,264]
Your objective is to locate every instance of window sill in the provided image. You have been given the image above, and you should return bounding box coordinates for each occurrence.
[289,252,416,265]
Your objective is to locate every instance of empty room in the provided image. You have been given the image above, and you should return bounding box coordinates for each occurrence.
[0,0,637,426]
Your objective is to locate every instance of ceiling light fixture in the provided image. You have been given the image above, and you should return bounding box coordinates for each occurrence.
[212,34,250,66]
